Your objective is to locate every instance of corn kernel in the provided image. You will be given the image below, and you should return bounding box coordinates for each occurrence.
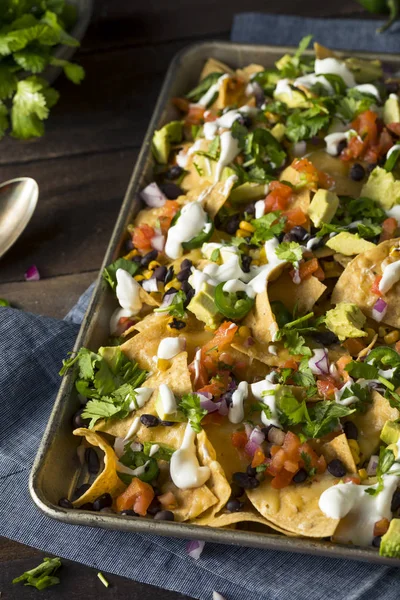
[134,275,145,282]
[165,279,181,292]
[378,326,389,339]
[384,330,400,345]
[124,249,139,260]
[348,439,361,465]
[365,327,377,343]
[143,270,153,280]
[239,220,255,233]
[251,260,260,266]
[239,326,252,338]
[157,358,170,371]
[235,229,249,238]
[358,468,368,481]
[148,260,161,271]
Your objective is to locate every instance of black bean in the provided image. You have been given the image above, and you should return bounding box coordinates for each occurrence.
[391,488,400,513]
[154,265,167,281]
[85,448,100,475]
[277,232,285,243]
[241,255,252,273]
[230,483,245,498]
[336,139,347,156]
[93,493,113,511]
[125,237,135,252]
[343,421,358,441]
[350,163,366,182]
[166,165,183,180]
[180,259,192,271]
[311,331,339,345]
[72,408,89,429]
[247,465,257,477]
[239,115,252,129]
[154,510,175,521]
[244,202,256,216]
[132,255,142,264]
[168,318,186,330]
[327,459,346,478]
[147,498,161,516]
[283,226,310,244]
[181,280,192,294]
[164,286,178,297]
[227,499,245,512]
[386,81,399,94]
[372,536,382,548]
[120,509,137,516]
[232,472,260,489]
[184,288,195,307]
[72,483,91,501]
[177,268,192,282]
[161,183,183,200]
[140,414,160,428]
[160,420,175,426]
[58,497,73,509]
[261,426,272,437]
[164,266,174,284]
[224,214,241,235]
[80,502,94,511]
[140,249,158,268]
[293,468,308,484]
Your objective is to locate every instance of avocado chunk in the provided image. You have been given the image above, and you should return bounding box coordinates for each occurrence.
[154,393,185,423]
[326,232,376,256]
[383,95,400,126]
[308,189,339,227]
[325,302,367,342]
[381,420,400,446]
[274,87,307,109]
[152,121,183,165]
[344,57,383,84]
[380,519,400,558]
[187,282,222,329]
[271,123,286,142]
[361,166,400,210]
[230,182,270,204]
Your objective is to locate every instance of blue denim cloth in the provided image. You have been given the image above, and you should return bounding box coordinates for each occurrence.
[3,15,400,600]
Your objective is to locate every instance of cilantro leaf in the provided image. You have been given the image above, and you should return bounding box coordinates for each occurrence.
[231,120,249,150]
[0,64,17,99]
[250,211,286,245]
[155,289,187,318]
[0,101,8,138]
[14,44,51,72]
[195,135,220,161]
[178,393,207,432]
[277,388,310,426]
[366,447,395,496]
[250,401,272,420]
[303,402,356,438]
[285,108,330,143]
[292,358,317,396]
[50,57,85,83]
[143,442,175,461]
[102,258,139,290]
[275,241,303,265]
[301,451,317,477]
[193,160,203,176]
[185,72,221,103]
[345,360,379,380]
[11,76,48,138]
[13,557,61,590]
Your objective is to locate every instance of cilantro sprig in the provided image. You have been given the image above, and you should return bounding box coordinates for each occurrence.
[365,446,396,497]
[178,393,207,432]
[155,289,187,318]
[250,211,286,245]
[13,557,62,590]
[345,350,400,409]
[103,259,140,290]
[275,241,303,265]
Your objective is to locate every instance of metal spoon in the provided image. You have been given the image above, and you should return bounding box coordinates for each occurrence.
[0,177,38,259]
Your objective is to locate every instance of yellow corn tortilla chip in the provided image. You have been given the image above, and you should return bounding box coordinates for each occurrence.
[322,433,358,474]
[216,76,247,110]
[199,179,237,219]
[95,352,192,439]
[246,473,339,537]
[308,150,362,197]
[331,238,400,328]
[200,57,234,80]
[72,428,126,508]
[314,42,337,59]
[231,341,297,367]
[244,290,280,344]
[139,287,161,307]
[235,64,264,82]
[347,390,399,460]
[203,421,249,482]
[204,508,297,536]
[333,253,353,269]
[194,430,232,524]
[160,479,218,522]
[269,272,327,314]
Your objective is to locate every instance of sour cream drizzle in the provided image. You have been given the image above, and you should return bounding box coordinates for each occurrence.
[194,74,229,107]
[228,381,248,424]
[170,423,211,489]
[129,387,154,411]
[165,202,208,259]
[379,259,400,294]
[116,268,142,313]
[251,372,282,428]
[215,131,240,181]
[314,58,356,88]
[158,383,177,416]
[157,337,186,360]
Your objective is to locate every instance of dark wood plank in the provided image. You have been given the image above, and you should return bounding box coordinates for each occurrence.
[0,539,192,600]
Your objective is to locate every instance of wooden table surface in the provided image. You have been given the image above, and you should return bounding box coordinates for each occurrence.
[1,0,363,597]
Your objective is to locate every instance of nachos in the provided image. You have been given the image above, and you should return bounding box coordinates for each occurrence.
[60,38,400,558]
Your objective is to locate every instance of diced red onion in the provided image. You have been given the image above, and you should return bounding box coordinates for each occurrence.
[267,426,285,446]
[186,540,205,560]
[244,439,260,457]
[159,292,177,310]
[140,182,167,208]
[197,391,213,400]
[25,264,40,281]
[308,349,329,375]
[199,398,218,413]
[367,454,379,476]
[249,426,265,445]
[142,277,159,293]
[217,400,229,416]
[244,336,255,347]
[244,422,253,439]
[372,298,387,322]
[151,233,165,252]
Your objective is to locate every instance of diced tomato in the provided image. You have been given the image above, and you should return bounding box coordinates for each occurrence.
[344,475,361,485]
[299,442,320,469]
[341,110,378,162]
[284,459,299,473]
[318,169,335,190]
[292,158,319,188]
[284,207,307,231]
[342,338,366,356]
[172,97,190,113]
[267,447,287,476]
[201,322,238,372]
[132,223,156,253]
[270,445,281,457]
[185,104,205,126]
[336,355,352,382]
[116,478,155,516]
[282,431,301,457]
[283,358,298,371]
[317,376,337,398]
[371,274,383,297]
[388,122,400,137]
[264,181,293,212]
[313,266,326,281]
[380,217,398,242]
[198,372,229,398]
[189,358,208,389]
[271,468,295,489]
[373,518,390,537]
[231,430,248,449]
[292,258,320,282]
[252,448,266,468]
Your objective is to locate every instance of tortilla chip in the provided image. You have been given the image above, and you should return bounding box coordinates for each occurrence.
[231,341,296,367]
[194,430,232,524]
[204,509,296,535]
[216,76,247,110]
[235,64,264,82]
[269,272,327,314]
[333,253,353,269]
[246,473,339,537]
[200,58,234,80]
[314,43,337,59]
[160,479,218,522]
[331,238,400,328]
[139,287,161,307]
[244,290,279,344]
[322,433,358,474]
[199,179,237,219]
[203,421,248,481]
[72,428,125,508]
[95,352,192,439]
[348,390,399,460]
[308,150,362,197]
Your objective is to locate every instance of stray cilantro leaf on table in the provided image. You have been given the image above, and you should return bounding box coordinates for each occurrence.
[13,557,62,590]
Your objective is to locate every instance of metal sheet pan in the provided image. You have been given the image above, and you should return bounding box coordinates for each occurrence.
[30,41,400,565]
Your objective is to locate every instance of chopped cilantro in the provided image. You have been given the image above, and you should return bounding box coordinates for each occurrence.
[178,393,207,432]
[365,447,396,496]
[275,241,303,265]
[193,161,204,176]
[303,402,356,438]
[13,557,62,590]
[301,451,317,477]
[250,401,272,420]
[250,211,286,245]
[143,442,175,461]
[276,35,313,79]
[155,289,187,318]
[285,102,331,143]
[195,135,220,161]
[103,258,139,290]
[185,72,221,103]
[210,248,221,262]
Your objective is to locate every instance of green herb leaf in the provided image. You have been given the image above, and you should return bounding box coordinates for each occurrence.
[185,72,221,103]
[250,211,286,245]
[143,441,175,461]
[13,557,61,590]
[365,447,395,496]
[275,241,303,265]
[102,258,139,290]
[303,402,356,439]
[155,289,187,318]
[178,393,207,432]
